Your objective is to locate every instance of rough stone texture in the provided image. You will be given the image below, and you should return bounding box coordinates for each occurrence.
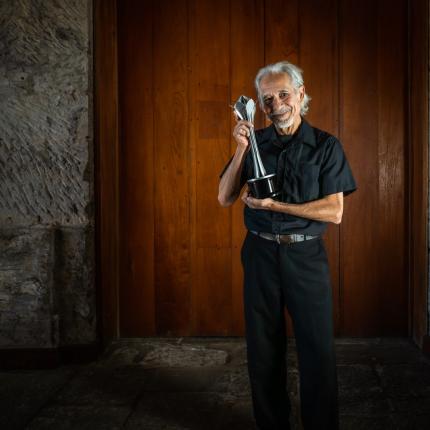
[101,338,233,369]
[0,364,77,429]
[54,226,95,345]
[1,338,430,430]
[27,405,130,430]
[0,227,57,347]
[0,0,92,226]
[136,343,229,368]
[0,0,94,348]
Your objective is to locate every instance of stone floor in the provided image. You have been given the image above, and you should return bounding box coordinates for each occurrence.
[1,337,430,430]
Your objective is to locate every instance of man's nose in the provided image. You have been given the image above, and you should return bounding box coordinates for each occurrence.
[272,96,282,111]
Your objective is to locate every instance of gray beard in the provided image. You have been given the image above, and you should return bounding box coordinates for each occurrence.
[273,115,294,130]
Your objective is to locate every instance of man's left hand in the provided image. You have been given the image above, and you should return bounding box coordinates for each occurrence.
[241,186,274,210]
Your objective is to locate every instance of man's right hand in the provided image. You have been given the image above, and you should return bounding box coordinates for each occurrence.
[233,118,254,152]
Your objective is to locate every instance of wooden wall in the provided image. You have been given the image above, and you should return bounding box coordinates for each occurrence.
[93,0,428,340]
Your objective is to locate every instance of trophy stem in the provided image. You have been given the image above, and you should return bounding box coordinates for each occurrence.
[249,128,266,178]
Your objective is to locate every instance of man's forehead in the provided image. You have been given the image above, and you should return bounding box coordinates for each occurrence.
[259,73,293,94]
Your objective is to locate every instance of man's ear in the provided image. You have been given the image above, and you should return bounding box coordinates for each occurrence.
[299,85,305,101]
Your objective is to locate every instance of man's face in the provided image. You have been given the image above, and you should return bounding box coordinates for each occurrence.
[259,73,304,129]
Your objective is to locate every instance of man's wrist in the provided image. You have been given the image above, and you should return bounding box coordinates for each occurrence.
[235,146,248,158]
[267,199,275,210]
[269,199,285,212]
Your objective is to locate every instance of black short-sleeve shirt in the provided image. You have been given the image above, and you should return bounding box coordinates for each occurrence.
[219,116,358,235]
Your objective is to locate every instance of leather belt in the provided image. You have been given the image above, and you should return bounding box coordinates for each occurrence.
[249,230,319,244]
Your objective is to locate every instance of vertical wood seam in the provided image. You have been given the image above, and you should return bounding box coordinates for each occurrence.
[337,0,344,335]
[151,0,157,334]
[115,0,121,338]
[186,0,191,335]
[407,0,412,338]
[228,0,233,334]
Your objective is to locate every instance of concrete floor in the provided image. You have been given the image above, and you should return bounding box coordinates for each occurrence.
[1,337,430,429]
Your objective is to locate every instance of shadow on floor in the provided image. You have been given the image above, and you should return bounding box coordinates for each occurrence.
[1,337,429,429]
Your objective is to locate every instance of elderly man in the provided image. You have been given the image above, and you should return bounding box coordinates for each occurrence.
[218,61,357,430]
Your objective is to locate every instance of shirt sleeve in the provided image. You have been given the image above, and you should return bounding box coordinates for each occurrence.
[319,138,357,197]
[219,153,249,190]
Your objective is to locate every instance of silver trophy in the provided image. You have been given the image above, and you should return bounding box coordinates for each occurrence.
[232,95,281,199]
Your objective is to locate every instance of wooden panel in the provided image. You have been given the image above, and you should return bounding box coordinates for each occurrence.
[230,0,265,334]
[410,0,429,346]
[340,0,408,335]
[299,0,340,334]
[188,0,198,335]
[94,0,120,342]
[118,0,156,336]
[376,0,408,335]
[265,0,299,336]
[265,0,299,64]
[114,0,413,338]
[341,0,380,335]
[194,0,230,249]
[195,248,232,334]
[153,0,191,335]
[192,0,232,334]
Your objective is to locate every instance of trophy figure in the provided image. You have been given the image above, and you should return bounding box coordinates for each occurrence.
[232,95,281,199]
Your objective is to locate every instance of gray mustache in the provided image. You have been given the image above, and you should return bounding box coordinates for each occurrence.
[270,110,290,116]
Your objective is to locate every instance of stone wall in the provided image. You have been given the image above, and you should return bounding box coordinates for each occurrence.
[0,0,95,348]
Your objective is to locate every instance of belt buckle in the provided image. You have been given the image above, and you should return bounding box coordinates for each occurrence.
[276,233,292,244]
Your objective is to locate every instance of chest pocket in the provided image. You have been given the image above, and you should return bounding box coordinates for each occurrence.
[297,162,320,201]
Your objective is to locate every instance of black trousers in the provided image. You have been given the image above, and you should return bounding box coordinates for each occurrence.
[241,231,339,430]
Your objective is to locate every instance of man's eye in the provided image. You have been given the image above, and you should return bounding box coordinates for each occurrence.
[264,98,273,105]
[279,92,288,98]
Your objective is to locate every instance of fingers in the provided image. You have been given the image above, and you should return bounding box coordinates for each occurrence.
[233,120,253,139]
[241,185,251,204]
[235,119,254,128]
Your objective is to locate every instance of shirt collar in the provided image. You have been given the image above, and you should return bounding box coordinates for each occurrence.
[257,116,317,148]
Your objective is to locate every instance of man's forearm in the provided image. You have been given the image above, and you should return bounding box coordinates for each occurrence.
[218,147,248,206]
[268,196,342,224]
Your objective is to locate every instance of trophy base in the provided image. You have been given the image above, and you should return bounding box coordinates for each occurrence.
[247,173,280,199]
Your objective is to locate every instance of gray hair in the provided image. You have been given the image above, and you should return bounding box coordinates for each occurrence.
[254,61,311,116]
